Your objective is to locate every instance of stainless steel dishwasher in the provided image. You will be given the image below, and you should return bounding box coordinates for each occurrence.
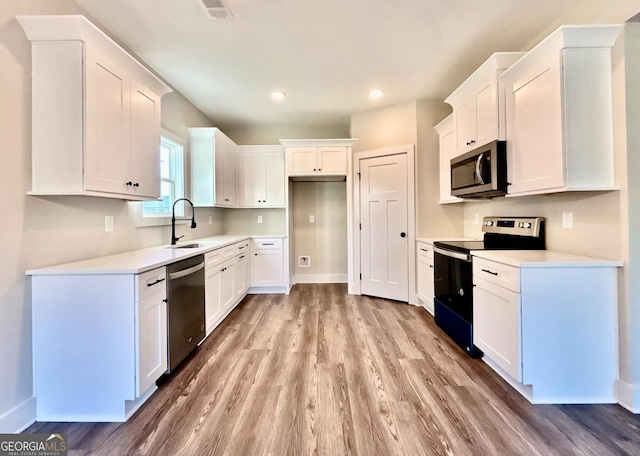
[166,254,205,372]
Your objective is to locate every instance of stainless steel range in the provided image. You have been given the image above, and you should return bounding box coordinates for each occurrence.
[433,217,545,357]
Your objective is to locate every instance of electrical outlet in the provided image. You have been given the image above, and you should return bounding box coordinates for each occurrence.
[562,212,573,229]
[258,215,263,224]
[474,213,480,224]
[309,215,315,223]
[105,215,114,232]
[298,255,311,267]
[208,215,212,224]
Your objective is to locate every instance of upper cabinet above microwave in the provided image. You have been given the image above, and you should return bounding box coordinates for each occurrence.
[445,52,525,156]
[18,15,172,200]
[501,25,622,197]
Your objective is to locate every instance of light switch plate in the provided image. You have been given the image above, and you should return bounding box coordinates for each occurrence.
[257,215,263,224]
[309,215,315,223]
[105,215,114,232]
[562,212,573,229]
[474,213,480,224]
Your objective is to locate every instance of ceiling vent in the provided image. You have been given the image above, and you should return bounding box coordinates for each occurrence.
[200,0,234,20]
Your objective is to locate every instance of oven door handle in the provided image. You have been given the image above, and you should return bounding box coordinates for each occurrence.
[434,246,472,262]
[475,153,485,185]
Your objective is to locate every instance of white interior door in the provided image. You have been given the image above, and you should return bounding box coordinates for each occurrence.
[360,153,409,302]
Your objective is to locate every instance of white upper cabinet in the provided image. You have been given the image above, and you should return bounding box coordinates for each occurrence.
[281,139,356,178]
[500,25,622,197]
[445,53,525,156]
[237,146,285,207]
[18,15,171,200]
[189,127,237,207]
[434,115,462,204]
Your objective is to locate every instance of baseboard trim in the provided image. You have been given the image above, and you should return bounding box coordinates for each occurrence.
[248,286,288,294]
[616,379,640,413]
[294,274,347,284]
[0,397,36,433]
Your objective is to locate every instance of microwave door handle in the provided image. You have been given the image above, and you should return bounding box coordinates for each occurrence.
[475,153,485,185]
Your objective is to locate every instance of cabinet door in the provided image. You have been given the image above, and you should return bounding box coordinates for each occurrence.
[84,52,131,195]
[129,78,161,198]
[252,250,284,286]
[244,252,252,293]
[473,278,521,381]
[454,99,475,154]
[215,134,236,207]
[238,153,264,207]
[205,266,222,334]
[474,78,498,148]
[223,140,236,206]
[416,254,434,314]
[264,152,285,206]
[506,58,564,195]
[234,255,247,299]
[317,147,347,175]
[287,147,317,175]
[438,125,462,204]
[220,259,236,312]
[136,289,167,396]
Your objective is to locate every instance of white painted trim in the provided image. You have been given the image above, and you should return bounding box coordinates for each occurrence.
[124,385,157,420]
[482,356,534,402]
[248,286,288,294]
[237,145,283,153]
[294,274,348,284]
[616,379,640,413]
[0,397,36,433]
[352,144,416,303]
[280,138,358,147]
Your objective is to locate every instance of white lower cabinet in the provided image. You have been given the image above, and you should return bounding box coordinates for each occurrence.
[204,263,222,333]
[416,242,435,314]
[472,255,619,404]
[31,266,168,422]
[252,238,285,287]
[135,269,168,396]
[220,258,236,312]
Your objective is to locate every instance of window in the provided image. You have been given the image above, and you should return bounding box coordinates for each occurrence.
[143,132,185,218]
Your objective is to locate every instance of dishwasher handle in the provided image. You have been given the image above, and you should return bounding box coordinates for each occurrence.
[168,262,205,280]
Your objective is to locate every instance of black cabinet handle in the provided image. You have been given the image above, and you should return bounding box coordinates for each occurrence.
[429,265,433,269]
[481,268,498,276]
[133,182,139,187]
[147,278,165,287]
[126,181,133,186]
[400,232,406,238]
[162,299,168,303]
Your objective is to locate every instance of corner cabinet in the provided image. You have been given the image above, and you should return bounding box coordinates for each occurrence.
[30,267,168,422]
[190,128,237,207]
[237,146,285,207]
[501,25,622,196]
[445,52,524,156]
[18,15,171,200]
[283,145,348,176]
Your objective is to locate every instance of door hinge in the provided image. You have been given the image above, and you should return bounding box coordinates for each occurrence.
[359,273,362,280]
[357,172,361,180]
[359,223,361,230]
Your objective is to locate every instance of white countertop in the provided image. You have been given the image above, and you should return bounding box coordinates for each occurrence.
[26,234,286,276]
[471,249,623,268]
[416,237,477,244]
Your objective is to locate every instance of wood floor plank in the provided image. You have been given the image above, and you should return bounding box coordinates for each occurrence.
[25,284,640,455]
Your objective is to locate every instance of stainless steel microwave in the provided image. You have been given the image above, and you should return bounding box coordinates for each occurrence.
[450,140,507,198]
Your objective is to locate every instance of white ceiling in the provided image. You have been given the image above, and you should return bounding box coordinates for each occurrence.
[74,0,584,133]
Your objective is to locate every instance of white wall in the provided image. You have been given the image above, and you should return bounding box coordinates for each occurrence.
[223,208,287,235]
[0,0,223,432]
[350,100,465,238]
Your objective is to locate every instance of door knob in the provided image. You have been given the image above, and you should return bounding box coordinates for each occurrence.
[400,232,406,237]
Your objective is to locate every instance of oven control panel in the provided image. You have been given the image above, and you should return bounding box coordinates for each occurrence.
[482,216,544,238]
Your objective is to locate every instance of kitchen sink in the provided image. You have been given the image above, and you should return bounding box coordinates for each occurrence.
[168,243,203,249]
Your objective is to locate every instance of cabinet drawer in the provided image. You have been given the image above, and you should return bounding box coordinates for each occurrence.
[417,242,434,259]
[252,238,283,250]
[235,240,251,255]
[473,258,520,293]
[136,267,167,302]
[205,246,233,269]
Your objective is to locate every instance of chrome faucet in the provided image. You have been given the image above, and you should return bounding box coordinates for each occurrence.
[171,198,197,245]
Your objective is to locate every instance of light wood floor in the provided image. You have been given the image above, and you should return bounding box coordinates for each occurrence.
[27,284,640,455]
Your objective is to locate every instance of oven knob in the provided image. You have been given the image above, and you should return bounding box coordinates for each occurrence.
[524,222,532,228]
[518,222,524,228]
[484,221,493,226]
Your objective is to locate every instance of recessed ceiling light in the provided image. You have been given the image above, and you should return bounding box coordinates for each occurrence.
[271,91,286,100]
[369,89,384,99]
